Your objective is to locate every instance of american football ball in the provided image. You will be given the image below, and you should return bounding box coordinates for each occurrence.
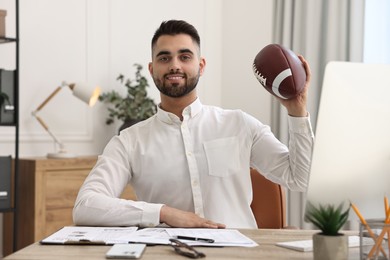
[252,44,306,99]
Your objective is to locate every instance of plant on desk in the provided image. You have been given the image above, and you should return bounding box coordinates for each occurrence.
[304,201,350,260]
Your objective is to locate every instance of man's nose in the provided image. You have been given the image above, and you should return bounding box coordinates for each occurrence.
[169,57,181,72]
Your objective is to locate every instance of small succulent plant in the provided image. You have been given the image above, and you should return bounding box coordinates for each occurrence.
[304,201,350,236]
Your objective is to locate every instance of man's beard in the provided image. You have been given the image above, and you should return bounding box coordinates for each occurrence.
[153,71,200,98]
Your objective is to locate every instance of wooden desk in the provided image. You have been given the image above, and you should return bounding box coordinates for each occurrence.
[4,229,360,260]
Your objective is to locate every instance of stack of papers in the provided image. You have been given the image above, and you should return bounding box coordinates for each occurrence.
[41,226,258,247]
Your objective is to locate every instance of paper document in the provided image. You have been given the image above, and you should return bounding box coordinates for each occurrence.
[41,226,258,247]
[41,226,138,245]
[127,227,172,245]
[166,228,257,247]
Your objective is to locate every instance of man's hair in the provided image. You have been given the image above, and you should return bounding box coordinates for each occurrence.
[151,20,201,50]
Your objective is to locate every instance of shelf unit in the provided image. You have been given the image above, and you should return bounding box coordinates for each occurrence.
[0,0,19,254]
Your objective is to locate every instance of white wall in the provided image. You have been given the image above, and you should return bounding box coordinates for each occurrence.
[221,0,273,122]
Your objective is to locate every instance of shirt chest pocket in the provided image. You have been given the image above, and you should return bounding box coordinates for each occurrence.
[203,137,240,177]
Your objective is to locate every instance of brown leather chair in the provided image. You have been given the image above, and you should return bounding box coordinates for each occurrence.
[250,168,286,229]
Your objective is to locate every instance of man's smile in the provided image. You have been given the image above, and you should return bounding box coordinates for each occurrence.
[165,73,186,85]
[165,74,185,80]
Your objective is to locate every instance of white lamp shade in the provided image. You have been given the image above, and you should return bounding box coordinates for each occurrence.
[71,82,101,106]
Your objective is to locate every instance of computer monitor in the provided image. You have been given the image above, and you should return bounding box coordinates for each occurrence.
[305,61,390,221]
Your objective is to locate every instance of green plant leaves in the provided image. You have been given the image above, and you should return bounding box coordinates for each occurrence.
[99,64,157,125]
[304,201,350,236]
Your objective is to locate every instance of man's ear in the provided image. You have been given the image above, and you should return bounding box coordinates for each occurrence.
[199,57,206,76]
[148,62,153,75]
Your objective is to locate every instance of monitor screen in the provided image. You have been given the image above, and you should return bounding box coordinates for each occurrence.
[305,61,390,221]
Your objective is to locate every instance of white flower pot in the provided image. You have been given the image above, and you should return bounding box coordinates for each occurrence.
[313,233,348,260]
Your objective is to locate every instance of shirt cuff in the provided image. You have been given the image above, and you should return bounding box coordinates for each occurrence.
[140,203,165,227]
[288,113,313,134]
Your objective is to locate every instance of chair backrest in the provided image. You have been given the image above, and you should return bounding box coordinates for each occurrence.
[250,168,286,229]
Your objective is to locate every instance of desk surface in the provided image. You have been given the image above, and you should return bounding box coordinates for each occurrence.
[4,229,360,260]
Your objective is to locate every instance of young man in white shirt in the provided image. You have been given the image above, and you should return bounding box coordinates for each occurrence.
[73,20,314,229]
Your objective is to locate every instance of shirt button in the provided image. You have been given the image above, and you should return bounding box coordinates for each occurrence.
[192,180,198,186]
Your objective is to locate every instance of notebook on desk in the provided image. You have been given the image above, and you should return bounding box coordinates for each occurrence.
[305,61,390,220]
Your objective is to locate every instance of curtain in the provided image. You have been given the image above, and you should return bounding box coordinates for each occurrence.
[272,0,365,228]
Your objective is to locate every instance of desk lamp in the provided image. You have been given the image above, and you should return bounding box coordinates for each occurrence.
[32,81,101,158]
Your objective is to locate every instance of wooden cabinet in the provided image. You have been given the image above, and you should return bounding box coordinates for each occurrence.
[2,156,136,256]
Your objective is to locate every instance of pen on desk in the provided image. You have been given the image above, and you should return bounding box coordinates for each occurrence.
[176,236,215,243]
[64,239,106,245]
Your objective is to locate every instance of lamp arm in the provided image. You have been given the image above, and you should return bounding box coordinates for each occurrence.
[32,113,66,152]
[31,84,69,153]
[34,86,63,112]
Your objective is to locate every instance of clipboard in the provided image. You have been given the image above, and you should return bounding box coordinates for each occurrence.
[40,226,138,245]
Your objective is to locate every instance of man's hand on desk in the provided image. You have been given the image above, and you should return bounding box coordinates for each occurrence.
[160,205,226,229]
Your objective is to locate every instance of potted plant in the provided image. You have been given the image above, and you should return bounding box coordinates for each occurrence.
[99,63,157,132]
[304,201,350,260]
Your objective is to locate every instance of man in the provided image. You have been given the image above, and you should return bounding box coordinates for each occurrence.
[73,20,314,229]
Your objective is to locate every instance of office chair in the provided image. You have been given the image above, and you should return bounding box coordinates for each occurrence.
[250,168,286,229]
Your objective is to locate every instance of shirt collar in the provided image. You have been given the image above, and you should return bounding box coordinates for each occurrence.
[157,98,203,124]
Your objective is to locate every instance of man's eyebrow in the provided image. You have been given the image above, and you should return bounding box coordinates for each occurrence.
[156,51,171,57]
[156,49,194,57]
[178,48,194,55]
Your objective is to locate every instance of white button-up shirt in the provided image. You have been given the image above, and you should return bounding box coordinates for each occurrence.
[73,98,314,228]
